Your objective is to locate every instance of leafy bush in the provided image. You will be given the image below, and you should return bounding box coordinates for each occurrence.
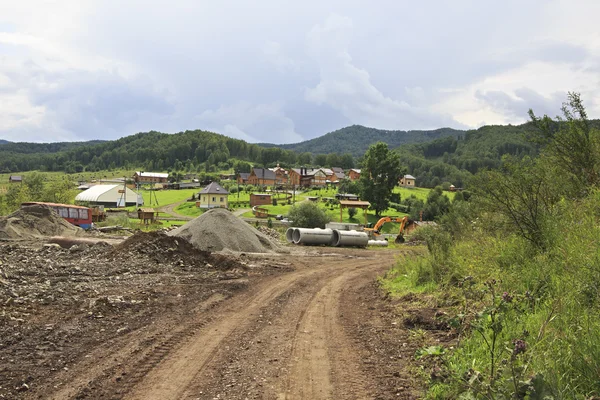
[287,201,331,228]
[347,207,357,219]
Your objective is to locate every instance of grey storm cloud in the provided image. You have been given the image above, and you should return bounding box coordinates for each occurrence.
[0,0,599,143]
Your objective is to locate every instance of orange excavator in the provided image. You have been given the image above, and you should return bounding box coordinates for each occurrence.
[364,216,410,243]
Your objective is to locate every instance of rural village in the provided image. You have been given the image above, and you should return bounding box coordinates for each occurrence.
[1,2,599,399]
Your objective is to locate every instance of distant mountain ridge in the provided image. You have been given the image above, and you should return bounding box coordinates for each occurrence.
[259,125,465,157]
[0,139,10,145]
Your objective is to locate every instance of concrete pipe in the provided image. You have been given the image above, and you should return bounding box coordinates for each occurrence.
[332,229,369,247]
[368,239,389,247]
[292,228,334,245]
[285,227,296,243]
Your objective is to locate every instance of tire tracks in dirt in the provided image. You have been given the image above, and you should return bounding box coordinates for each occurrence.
[124,254,383,400]
[38,249,403,400]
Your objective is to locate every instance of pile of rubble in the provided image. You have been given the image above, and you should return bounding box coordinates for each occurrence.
[256,226,280,240]
[0,205,83,240]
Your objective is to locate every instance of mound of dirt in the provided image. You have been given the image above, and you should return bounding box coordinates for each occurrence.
[169,208,282,253]
[0,204,83,239]
[113,231,245,270]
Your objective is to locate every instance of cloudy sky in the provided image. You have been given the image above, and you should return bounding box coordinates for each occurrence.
[0,0,599,144]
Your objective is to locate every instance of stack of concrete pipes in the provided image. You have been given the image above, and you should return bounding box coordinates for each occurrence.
[285,227,377,247]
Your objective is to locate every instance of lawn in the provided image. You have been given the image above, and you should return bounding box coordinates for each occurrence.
[174,202,206,218]
[394,186,456,202]
[300,187,338,199]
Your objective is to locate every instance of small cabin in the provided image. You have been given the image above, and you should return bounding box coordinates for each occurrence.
[250,193,272,207]
[9,175,22,183]
[137,208,157,224]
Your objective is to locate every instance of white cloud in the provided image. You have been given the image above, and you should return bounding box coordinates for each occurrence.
[304,14,460,130]
[196,102,303,144]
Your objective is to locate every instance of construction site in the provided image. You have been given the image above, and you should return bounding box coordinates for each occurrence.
[0,204,454,400]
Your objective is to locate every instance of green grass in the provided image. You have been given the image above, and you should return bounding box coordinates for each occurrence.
[174,202,206,217]
[300,187,338,199]
[394,186,456,202]
[138,188,197,208]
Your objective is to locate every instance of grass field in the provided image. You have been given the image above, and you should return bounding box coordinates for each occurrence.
[174,202,205,217]
[394,186,456,201]
[138,188,197,208]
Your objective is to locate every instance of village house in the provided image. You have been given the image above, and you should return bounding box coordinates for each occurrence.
[247,168,278,186]
[8,175,22,183]
[399,174,416,187]
[237,172,250,185]
[197,182,229,209]
[330,167,346,182]
[133,171,169,184]
[348,169,361,181]
[288,168,328,187]
[270,164,288,185]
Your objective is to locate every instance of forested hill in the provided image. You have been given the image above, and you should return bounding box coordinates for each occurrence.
[0,140,104,154]
[395,120,600,188]
[259,125,464,157]
[0,130,305,173]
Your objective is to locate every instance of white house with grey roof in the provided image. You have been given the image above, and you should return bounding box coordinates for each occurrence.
[198,182,229,209]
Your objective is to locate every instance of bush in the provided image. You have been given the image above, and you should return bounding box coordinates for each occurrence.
[347,207,357,219]
[287,201,331,228]
[272,198,278,206]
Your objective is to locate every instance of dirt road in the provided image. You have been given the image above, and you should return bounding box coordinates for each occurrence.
[12,249,401,400]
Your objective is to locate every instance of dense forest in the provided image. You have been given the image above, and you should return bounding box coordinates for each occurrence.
[394,123,539,187]
[0,130,354,174]
[395,120,600,188]
[260,125,463,157]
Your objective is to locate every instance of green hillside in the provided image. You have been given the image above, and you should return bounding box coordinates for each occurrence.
[260,125,464,157]
[0,130,301,174]
[394,120,600,188]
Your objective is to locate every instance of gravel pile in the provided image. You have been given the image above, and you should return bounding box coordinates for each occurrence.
[0,205,83,239]
[169,208,282,253]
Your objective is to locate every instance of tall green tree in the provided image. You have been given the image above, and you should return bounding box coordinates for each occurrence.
[359,142,404,217]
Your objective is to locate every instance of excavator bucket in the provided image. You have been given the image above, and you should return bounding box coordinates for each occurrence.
[394,234,405,244]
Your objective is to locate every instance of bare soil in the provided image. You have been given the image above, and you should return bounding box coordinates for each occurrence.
[1,238,454,399]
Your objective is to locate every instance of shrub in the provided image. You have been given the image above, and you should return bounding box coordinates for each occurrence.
[347,207,357,219]
[287,201,331,228]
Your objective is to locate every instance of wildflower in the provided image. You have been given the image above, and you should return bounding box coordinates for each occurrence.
[502,292,513,303]
[512,339,527,356]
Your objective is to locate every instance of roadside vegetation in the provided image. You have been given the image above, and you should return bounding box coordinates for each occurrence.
[383,93,600,399]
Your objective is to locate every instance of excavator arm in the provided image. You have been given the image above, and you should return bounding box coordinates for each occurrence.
[365,216,410,243]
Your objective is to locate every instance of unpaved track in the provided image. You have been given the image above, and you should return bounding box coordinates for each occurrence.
[39,249,401,400]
